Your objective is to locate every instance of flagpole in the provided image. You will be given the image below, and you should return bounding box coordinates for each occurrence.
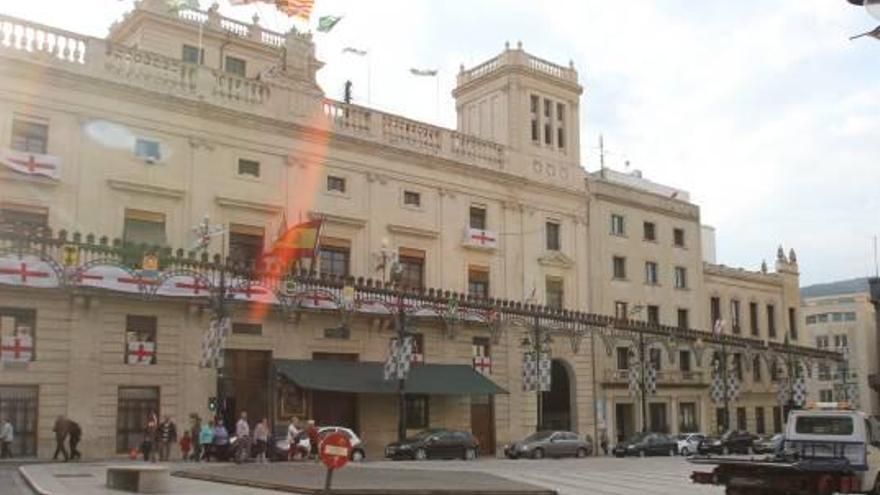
[367,51,372,105]
[435,71,440,122]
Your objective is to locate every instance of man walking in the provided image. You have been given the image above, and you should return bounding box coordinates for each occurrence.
[52,415,69,461]
[157,415,177,462]
[68,419,82,460]
[189,414,202,462]
[235,411,250,461]
[0,417,14,459]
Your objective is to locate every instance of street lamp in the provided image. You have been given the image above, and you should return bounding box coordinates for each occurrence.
[521,314,553,431]
[624,305,652,433]
[373,238,397,283]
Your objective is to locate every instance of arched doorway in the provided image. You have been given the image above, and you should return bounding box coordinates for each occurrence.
[540,359,573,430]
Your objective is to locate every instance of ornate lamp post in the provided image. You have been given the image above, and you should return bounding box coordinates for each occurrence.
[521,314,553,431]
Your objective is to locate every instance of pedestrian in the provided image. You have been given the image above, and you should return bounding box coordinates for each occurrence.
[199,419,214,462]
[179,430,192,462]
[236,411,250,461]
[306,420,319,460]
[212,419,229,461]
[286,417,301,461]
[600,431,609,456]
[143,414,158,462]
[157,415,177,462]
[68,419,82,460]
[189,414,201,462]
[253,418,268,463]
[0,417,14,459]
[52,415,69,462]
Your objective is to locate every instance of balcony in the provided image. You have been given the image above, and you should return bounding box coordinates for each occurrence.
[602,369,706,386]
[461,227,498,250]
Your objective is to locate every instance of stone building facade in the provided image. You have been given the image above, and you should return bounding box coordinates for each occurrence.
[0,1,829,459]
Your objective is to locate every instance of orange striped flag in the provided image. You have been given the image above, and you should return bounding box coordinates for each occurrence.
[271,220,322,259]
[275,0,315,20]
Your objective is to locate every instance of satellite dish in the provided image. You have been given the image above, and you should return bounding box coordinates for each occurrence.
[868,0,880,21]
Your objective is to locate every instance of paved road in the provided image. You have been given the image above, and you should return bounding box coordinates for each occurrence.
[362,456,724,495]
[0,462,37,495]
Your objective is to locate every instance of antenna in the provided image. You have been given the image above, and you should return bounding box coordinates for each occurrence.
[874,235,878,278]
[599,135,605,169]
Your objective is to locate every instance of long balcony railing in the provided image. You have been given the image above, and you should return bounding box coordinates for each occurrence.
[458,46,578,86]
[603,369,707,385]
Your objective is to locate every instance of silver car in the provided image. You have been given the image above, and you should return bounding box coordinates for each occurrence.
[504,430,593,459]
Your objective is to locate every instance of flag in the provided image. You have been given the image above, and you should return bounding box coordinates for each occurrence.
[275,0,315,20]
[317,15,342,33]
[165,0,200,12]
[342,47,367,56]
[270,220,322,259]
[0,148,60,179]
[410,68,438,76]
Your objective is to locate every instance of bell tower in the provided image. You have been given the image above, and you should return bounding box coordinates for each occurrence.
[453,41,583,176]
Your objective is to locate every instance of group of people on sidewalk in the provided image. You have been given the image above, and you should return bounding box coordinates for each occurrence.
[52,416,82,462]
[139,410,273,463]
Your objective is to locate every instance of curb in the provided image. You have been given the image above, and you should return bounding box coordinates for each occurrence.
[172,470,557,495]
[18,465,54,495]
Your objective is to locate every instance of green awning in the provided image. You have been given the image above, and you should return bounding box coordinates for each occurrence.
[273,359,507,395]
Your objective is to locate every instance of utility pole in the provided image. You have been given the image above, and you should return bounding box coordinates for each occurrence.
[720,338,730,432]
[638,330,648,433]
[396,289,407,443]
[534,314,543,431]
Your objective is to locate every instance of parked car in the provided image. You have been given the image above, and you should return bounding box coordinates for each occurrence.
[318,426,366,461]
[385,429,479,461]
[751,433,783,455]
[675,433,706,456]
[503,430,593,459]
[612,432,677,457]
[697,430,758,455]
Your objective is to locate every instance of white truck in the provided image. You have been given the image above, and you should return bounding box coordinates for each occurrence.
[690,403,880,495]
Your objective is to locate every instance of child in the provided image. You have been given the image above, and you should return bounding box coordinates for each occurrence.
[179,430,192,462]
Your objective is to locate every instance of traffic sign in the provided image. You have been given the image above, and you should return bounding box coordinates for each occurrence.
[320,432,352,470]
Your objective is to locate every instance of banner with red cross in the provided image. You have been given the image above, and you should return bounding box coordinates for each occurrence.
[1,334,34,362]
[0,147,60,179]
[155,274,212,297]
[71,265,157,293]
[473,356,492,375]
[0,256,59,288]
[126,341,155,365]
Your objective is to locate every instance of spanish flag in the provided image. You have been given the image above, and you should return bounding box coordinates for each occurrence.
[271,219,322,259]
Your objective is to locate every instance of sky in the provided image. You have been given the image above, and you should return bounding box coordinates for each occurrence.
[3,0,878,286]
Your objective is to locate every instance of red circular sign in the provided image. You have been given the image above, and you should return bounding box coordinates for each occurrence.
[320,432,352,470]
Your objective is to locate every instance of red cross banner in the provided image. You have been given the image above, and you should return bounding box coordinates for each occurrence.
[1,334,34,363]
[71,265,155,294]
[155,274,212,297]
[227,278,279,304]
[464,228,498,249]
[299,290,339,310]
[127,341,155,365]
[473,356,492,375]
[0,256,59,288]
[0,147,60,179]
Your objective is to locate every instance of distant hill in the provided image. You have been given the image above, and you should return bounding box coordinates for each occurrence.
[801,277,870,298]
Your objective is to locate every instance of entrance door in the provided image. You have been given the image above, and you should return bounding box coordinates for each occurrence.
[540,360,572,430]
[615,403,634,442]
[221,350,271,427]
[470,395,495,455]
[0,386,38,456]
[310,353,358,429]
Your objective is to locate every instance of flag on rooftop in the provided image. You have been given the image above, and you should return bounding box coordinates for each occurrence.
[275,0,315,20]
[165,0,200,12]
[342,47,367,56]
[317,15,343,32]
[410,68,438,76]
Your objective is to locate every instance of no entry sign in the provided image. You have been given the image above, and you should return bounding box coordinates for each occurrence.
[320,432,352,470]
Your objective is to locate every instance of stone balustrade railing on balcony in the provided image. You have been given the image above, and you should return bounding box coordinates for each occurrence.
[603,369,707,385]
[458,45,578,86]
[0,14,89,65]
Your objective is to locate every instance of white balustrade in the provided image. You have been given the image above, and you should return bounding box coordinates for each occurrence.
[212,70,269,105]
[451,132,504,167]
[0,15,88,64]
[382,114,441,152]
[322,100,371,134]
[105,44,197,94]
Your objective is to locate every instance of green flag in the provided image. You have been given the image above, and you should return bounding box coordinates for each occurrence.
[166,0,200,12]
[317,15,343,33]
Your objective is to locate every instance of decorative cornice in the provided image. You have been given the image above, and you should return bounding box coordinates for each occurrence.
[538,251,575,269]
[215,196,282,214]
[107,178,185,199]
[386,223,439,239]
[308,210,367,228]
[703,262,781,286]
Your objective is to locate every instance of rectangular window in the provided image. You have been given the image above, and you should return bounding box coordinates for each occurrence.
[545,221,560,251]
[649,347,662,370]
[731,300,741,334]
[644,261,658,284]
[832,312,844,322]
[327,175,346,193]
[750,302,759,336]
[788,307,797,340]
[398,248,425,289]
[716,408,727,434]
[611,214,625,236]
[755,407,766,435]
[11,118,48,154]
[679,350,691,372]
[181,44,204,64]
[134,138,161,161]
[818,364,831,381]
[616,346,630,370]
[0,204,49,228]
[0,307,37,362]
[116,387,160,454]
[773,406,783,433]
[673,228,685,247]
[123,209,166,246]
[819,389,834,402]
[469,206,487,230]
[232,322,262,336]
[834,334,848,349]
[613,256,627,280]
[806,315,817,325]
[531,118,539,142]
[710,297,721,326]
[680,402,698,432]
[319,241,350,278]
[643,221,656,241]
[544,122,552,145]
[546,278,563,310]
[530,95,539,113]
[677,308,689,329]
[736,407,747,431]
[472,336,490,359]
[556,102,565,149]
[125,315,157,365]
[614,301,628,320]
[225,55,246,76]
[228,224,264,268]
[237,159,260,178]
[556,127,565,149]
[767,304,777,338]
[674,266,687,289]
[647,305,660,325]
[467,266,489,299]
[405,395,429,429]
[403,190,421,207]
[816,335,829,349]
[844,312,856,321]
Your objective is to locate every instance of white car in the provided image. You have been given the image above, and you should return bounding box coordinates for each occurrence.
[676,433,706,456]
[318,426,367,462]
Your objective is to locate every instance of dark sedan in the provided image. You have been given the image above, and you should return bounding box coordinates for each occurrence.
[698,430,758,455]
[612,432,677,457]
[385,429,479,461]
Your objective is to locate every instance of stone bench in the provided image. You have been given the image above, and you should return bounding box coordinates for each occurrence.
[106,465,170,493]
